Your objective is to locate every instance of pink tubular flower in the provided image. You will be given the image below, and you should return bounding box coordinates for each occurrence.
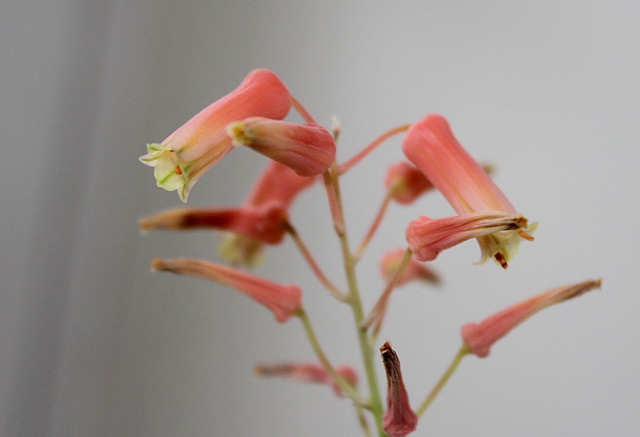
[406,211,530,263]
[254,363,358,397]
[461,279,602,358]
[380,248,439,286]
[150,258,302,323]
[138,202,288,244]
[140,69,291,202]
[384,161,433,204]
[227,117,336,176]
[380,342,418,437]
[402,114,534,268]
[218,161,316,266]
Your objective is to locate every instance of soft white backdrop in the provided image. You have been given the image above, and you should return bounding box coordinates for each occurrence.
[3,1,639,436]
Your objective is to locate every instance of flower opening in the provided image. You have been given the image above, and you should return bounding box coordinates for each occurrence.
[406,211,531,264]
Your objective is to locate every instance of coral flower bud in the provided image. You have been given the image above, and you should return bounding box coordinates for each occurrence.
[380,248,439,286]
[227,117,336,176]
[380,342,418,437]
[254,362,358,397]
[384,161,434,204]
[140,69,291,202]
[218,161,315,266]
[402,114,534,268]
[151,258,302,323]
[406,211,530,263]
[139,202,288,244]
[461,279,602,358]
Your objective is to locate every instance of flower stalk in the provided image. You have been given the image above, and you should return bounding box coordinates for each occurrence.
[338,124,411,175]
[415,345,470,417]
[353,189,395,262]
[285,222,347,301]
[327,165,386,436]
[296,308,368,406]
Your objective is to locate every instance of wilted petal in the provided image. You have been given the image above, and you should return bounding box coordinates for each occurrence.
[381,342,418,437]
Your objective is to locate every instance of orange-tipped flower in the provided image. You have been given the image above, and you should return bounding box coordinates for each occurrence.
[402,114,534,268]
[151,258,302,323]
[254,362,358,397]
[139,202,288,244]
[381,342,418,437]
[227,117,336,176]
[140,69,291,202]
[461,279,602,357]
[379,248,439,286]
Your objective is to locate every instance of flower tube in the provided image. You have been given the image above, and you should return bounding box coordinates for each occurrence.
[151,258,302,323]
[139,202,288,244]
[461,279,601,357]
[227,117,336,176]
[140,69,291,202]
[406,211,530,263]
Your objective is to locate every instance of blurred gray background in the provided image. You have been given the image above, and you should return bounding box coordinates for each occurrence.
[3,1,639,436]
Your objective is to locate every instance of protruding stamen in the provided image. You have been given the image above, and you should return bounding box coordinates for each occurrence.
[519,230,535,241]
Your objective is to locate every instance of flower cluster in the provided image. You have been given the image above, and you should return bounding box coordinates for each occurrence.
[139,69,601,436]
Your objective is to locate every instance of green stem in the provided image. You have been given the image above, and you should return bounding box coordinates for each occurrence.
[337,124,411,175]
[364,247,413,340]
[296,308,368,406]
[415,344,470,417]
[356,405,373,437]
[328,165,386,437]
[285,222,348,302]
[290,96,317,124]
[353,189,394,262]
